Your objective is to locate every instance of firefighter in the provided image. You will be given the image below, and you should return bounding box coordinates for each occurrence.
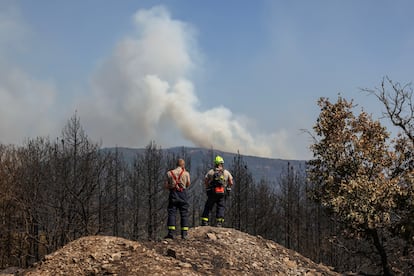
[201,155,233,227]
[165,158,191,239]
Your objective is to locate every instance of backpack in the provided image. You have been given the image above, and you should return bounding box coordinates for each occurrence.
[211,168,226,195]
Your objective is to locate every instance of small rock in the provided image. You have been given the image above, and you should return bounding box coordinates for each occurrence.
[306,271,322,276]
[179,262,192,268]
[102,264,116,274]
[111,253,122,261]
[86,267,98,275]
[167,248,177,258]
[266,242,277,249]
[127,244,138,251]
[286,260,297,269]
[207,233,217,240]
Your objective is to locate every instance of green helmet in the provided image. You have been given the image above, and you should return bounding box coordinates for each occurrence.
[214,155,224,165]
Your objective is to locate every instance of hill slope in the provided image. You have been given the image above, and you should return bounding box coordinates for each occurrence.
[20,227,338,276]
[107,146,307,182]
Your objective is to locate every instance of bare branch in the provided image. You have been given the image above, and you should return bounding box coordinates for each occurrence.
[362,77,414,143]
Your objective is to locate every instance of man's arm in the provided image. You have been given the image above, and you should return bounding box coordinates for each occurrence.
[186,172,191,188]
[164,172,171,190]
[227,171,234,187]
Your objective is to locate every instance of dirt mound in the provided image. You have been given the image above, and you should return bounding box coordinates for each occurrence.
[19,227,339,275]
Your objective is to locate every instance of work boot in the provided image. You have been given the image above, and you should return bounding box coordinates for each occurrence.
[164,233,174,239]
[201,220,209,226]
[181,230,188,240]
[164,229,174,239]
[216,218,224,227]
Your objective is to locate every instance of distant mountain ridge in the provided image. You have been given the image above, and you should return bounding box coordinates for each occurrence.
[103,146,307,183]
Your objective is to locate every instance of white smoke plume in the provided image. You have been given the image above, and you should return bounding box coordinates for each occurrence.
[0,4,295,158]
[80,6,294,158]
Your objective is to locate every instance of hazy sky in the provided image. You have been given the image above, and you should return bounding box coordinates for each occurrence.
[0,0,413,160]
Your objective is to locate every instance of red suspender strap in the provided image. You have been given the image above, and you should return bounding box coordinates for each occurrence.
[170,168,185,191]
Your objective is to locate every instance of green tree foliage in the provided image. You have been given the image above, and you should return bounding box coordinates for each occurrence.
[307,96,409,275]
[363,78,414,248]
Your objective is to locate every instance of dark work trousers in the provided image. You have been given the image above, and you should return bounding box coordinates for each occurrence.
[202,190,226,221]
[167,189,189,232]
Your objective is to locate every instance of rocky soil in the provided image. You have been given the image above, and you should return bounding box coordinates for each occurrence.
[3,226,339,275]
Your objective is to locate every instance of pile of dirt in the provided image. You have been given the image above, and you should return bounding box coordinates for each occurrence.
[10,227,339,275]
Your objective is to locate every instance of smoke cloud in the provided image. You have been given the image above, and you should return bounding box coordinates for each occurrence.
[0,4,296,158]
[81,6,294,158]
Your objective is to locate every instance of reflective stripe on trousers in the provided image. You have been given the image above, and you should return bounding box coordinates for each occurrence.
[201,191,225,221]
[167,189,189,231]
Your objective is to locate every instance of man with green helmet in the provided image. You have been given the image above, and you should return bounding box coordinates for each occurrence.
[214,155,224,166]
[201,155,233,227]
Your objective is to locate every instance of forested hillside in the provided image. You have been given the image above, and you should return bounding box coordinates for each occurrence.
[104,146,306,184]
[0,115,314,266]
[1,78,414,276]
